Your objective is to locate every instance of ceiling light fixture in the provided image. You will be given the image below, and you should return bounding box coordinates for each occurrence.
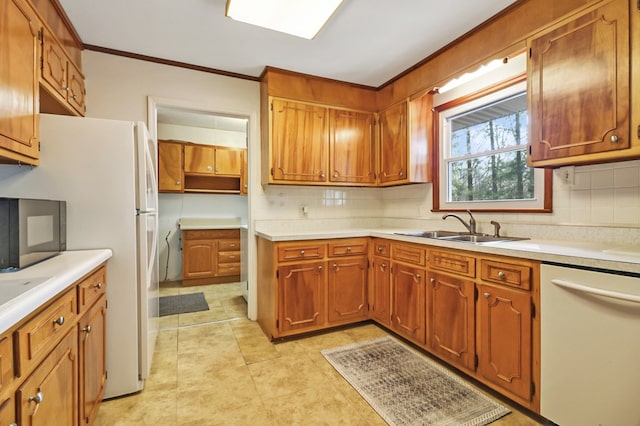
[225,0,343,40]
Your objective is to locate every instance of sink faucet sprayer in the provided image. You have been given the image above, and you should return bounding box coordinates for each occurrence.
[442,209,477,234]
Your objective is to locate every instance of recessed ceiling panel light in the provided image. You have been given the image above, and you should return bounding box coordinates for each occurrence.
[225,0,344,39]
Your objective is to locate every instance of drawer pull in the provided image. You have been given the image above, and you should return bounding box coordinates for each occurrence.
[332,263,338,269]
[484,292,491,299]
[94,282,103,289]
[430,278,436,284]
[381,263,387,269]
[415,273,421,279]
[347,247,352,252]
[377,247,383,253]
[53,316,65,326]
[497,271,506,279]
[82,325,92,334]
[28,391,43,404]
[318,265,323,271]
[300,250,305,255]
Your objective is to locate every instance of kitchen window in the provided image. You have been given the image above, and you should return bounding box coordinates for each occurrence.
[432,54,551,212]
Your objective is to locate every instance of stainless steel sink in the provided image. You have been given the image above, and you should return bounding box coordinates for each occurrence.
[394,230,528,244]
[394,230,462,238]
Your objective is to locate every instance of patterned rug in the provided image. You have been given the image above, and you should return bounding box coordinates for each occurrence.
[321,336,511,426]
[159,292,209,317]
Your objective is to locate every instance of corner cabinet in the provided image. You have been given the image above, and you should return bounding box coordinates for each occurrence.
[528,0,638,167]
[0,0,41,165]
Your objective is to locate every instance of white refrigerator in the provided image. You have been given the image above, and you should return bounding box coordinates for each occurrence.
[0,113,159,398]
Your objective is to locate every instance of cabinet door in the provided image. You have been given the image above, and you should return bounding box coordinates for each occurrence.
[427,271,476,371]
[66,61,86,115]
[278,261,326,334]
[41,26,67,100]
[184,145,215,174]
[391,262,426,344]
[182,239,216,279]
[329,109,375,184]
[158,141,184,192]
[79,296,106,426]
[327,256,368,324]
[528,0,629,166]
[240,149,248,195]
[214,147,242,176]
[17,329,78,426]
[270,99,327,182]
[370,256,391,326]
[0,0,40,163]
[378,101,407,184]
[478,284,532,401]
[0,395,15,425]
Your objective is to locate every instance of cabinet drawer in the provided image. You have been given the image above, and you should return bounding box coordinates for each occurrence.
[278,243,325,262]
[217,263,241,276]
[372,239,390,258]
[218,239,240,251]
[429,249,475,278]
[15,288,77,377]
[328,238,368,257]
[480,259,531,290]
[183,229,240,240]
[77,266,107,313]
[218,251,240,263]
[0,335,12,399]
[392,243,426,266]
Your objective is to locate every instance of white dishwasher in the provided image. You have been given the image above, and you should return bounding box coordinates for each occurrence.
[540,263,640,426]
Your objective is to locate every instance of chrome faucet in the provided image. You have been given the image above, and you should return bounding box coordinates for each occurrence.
[442,209,477,234]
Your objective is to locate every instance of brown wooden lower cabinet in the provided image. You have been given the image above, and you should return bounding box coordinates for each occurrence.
[182,229,241,285]
[257,236,540,413]
[0,263,108,426]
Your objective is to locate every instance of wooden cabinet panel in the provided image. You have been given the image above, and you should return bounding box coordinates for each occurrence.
[15,288,76,378]
[78,295,106,426]
[278,261,326,334]
[372,238,390,258]
[76,265,106,312]
[528,0,630,166]
[270,99,328,182]
[327,256,368,324]
[0,394,15,425]
[328,237,368,257]
[184,145,215,174]
[429,249,475,278]
[214,147,242,176]
[329,109,375,184]
[182,239,216,279]
[66,60,85,115]
[391,243,426,266]
[480,258,531,290]
[0,0,40,164]
[391,262,426,344]
[478,284,532,401]
[41,26,66,99]
[277,242,325,262]
[370,256,391,326]
[427,271,476,371]
[379,101,408,184]
[158,140,184,192]
[0,335,12,400]
[17,328,77,426]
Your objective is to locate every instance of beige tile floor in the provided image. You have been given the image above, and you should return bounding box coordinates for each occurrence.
[95,281,546,426]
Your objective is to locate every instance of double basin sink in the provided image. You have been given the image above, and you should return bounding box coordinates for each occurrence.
[394,230,528,245]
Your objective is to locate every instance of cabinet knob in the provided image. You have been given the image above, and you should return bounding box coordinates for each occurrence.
[300,250,305,255]
[318,265,323,271]
[28,391,44,404]
[498,271,506,279]
[82,325,92,334]
[319,172,325,179]
[176,180,181,185]
[430,277,436,284]
[207,165,212,171]
[483,292,491,299]
[611,135,619,143]
[399,171,404,177]
[215,167,220,172]
[53,316,65,326]
[332,263,338,269]
[415,273,421,279]
[377,246,383,253]
[94,282,103,289]
[381,263,387,269]
[347,247,352,252]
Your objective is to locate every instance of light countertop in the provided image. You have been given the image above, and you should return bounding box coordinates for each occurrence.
[178,217,247,230]
[255,228,640,274]
[0,249,113,335]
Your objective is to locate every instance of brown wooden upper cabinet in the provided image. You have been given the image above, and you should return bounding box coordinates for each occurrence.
[158,140,184,192]
[0,0,41,165]
[378,100,408,185]
[269,98,328,183]
[528,0,633,167]
[329,109,376,185]
[184,144,242,177]
[40,25,86,116]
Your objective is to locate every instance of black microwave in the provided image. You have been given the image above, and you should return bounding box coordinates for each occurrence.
[0,198,67,270]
